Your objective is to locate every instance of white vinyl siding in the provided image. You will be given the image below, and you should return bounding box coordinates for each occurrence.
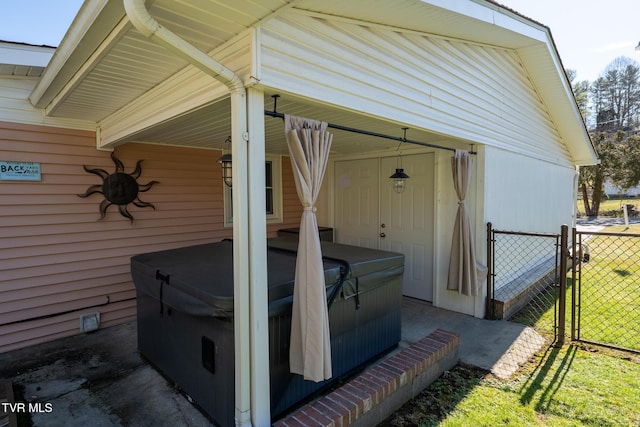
[0,78,93,130]
[259,11,572,166]
[483,145,576,233]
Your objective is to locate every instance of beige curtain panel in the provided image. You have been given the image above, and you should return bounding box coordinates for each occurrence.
[284,114,333,382]
[447,150,487,296]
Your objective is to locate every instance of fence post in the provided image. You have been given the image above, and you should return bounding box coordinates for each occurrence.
[557,224,568,345]
[571,227,577,341]
[486,222,493,319]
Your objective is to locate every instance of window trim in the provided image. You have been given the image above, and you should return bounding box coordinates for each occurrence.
[223,154,283,227]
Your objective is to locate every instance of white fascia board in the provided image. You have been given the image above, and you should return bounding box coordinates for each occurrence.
[518,45,598,165]
[97,69,230,148]
[421,0,549,45]
[423,0,597,165]
[29,0,121,108]
[45,17,131,117]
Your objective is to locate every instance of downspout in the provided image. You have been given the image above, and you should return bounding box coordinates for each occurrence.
[573,165,580,227]
[122,1,254,425]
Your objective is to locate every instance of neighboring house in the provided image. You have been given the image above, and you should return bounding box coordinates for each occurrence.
[604,181,640,198]
[1,0,597,423]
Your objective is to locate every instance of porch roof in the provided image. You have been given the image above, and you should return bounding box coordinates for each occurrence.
[0,41,54,78]
[27,0,597,164]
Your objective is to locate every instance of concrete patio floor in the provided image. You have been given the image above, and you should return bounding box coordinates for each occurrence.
[0,297,543,426]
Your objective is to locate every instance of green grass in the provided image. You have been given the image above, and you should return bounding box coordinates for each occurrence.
[512,225,640,351]
[383,346,640,426]
[574,225,640,351]
[578,197,640,217]
[383,224,640,426]
[598,198,639,211]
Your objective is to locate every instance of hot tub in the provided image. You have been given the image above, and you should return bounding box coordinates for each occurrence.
[131,238,404,426]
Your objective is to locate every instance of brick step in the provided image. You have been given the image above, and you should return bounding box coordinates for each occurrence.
[274,329,460,427]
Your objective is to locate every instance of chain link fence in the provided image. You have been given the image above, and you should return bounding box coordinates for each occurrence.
[487,222,640,354]
[572,230,640,352]
[487,224,566,342]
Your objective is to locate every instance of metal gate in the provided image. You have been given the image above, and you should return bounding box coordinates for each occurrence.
[571,228,640,353]
[487,223,640,353]
[487,223,568,344]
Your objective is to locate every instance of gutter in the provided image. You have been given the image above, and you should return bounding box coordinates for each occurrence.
[123,0,244,95]
[122,1,257,425]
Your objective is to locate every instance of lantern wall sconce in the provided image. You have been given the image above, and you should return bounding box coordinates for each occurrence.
[389,128,410,193]
[217,136,232,188]
[390,166,410,193]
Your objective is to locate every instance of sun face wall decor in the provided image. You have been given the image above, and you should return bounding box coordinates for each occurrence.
[78,152,159,222]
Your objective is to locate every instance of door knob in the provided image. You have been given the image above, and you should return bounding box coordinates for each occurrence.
[380,232,386,238]
[381,223,386,228]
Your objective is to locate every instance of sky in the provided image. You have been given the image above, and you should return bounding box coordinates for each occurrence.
[499,0,639,82]
[0,0,83,46]
[0,0,638,83]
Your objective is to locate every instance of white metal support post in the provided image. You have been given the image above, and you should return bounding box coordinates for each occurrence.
[230,89,252,426]
[246,87,271,425]
[122,1,254,423]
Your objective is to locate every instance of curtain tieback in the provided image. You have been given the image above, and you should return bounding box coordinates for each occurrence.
[303,205,317,213]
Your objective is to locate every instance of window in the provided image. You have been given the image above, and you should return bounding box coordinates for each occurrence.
[224,154,282,226]
[265,160,274,215]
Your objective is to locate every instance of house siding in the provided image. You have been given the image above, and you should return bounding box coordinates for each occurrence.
[482,145,576,292]
[0,77,93,130]
[483,145,576,234]
[259,11,572,165]
[0,121,302,352]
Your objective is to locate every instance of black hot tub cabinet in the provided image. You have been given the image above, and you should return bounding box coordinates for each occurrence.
[131,238,404,426]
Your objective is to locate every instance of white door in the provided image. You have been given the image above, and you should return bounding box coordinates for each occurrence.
[334,158,379,249]
[334,154,434,301]
[380,154,434,300]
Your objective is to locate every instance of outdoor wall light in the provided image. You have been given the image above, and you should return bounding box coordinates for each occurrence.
[389,128,410,193]
[217,136,232,187]
[390,167,410,193]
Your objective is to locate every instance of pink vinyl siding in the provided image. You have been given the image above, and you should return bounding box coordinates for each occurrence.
[0,121,302,352]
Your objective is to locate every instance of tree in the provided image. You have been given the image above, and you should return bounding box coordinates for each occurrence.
[606,131,640,191]
[580,130,640,216]
[591,56,640,131]
[578,57,640,217]
[566,69,589,120]
[579,133,607,217]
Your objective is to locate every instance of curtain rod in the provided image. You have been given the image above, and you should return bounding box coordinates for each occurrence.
[264,96,476,155]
